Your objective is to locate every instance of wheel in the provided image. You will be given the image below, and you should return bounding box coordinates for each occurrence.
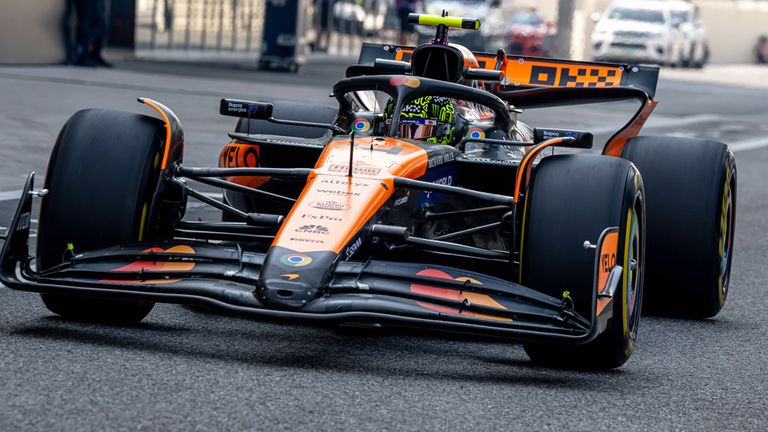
[681,45,692,68]
[667,45,683,68]
[694,45,710,69]
[37,109,171,323]
[520,155,645,369]
[689,43,702,69]
[621,136,736,318]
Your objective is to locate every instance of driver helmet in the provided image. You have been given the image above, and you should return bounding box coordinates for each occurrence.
[384,96,456,144]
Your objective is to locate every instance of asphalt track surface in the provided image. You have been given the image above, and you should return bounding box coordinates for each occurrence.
[1,60,768,431]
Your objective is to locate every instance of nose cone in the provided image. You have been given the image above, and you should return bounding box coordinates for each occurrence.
[256,247,337,309]
[257,278,320,308]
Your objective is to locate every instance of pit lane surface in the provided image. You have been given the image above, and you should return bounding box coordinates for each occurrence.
[1,62,767,431]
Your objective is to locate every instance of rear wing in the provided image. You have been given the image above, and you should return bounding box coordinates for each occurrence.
[357,43,659,157]
[357,43,660,98]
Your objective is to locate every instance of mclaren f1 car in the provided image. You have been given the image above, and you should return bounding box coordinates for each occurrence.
[0,14,736,369]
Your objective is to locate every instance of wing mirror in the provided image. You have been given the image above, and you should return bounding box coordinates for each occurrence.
[220,98,343,133]
[219,99,273,119]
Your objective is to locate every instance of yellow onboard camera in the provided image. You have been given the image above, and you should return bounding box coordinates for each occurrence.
[407,13,481,31]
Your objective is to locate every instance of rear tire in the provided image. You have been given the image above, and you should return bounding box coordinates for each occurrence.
[37,109,169,323]
[520,155,645,369]
[694,45,710,69]
[621,136,736,318]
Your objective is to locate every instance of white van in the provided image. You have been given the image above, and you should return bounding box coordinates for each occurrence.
[591,1,686,66]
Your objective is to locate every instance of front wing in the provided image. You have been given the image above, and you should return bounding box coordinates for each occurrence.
[1,174,619,344]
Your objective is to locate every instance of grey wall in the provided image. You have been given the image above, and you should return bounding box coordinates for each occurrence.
[0,0,66,64]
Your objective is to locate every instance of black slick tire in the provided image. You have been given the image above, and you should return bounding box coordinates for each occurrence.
[621,136,736,318]
[520,155,645,369]
[37,109,167,323]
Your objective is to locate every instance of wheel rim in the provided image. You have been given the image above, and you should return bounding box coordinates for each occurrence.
[718,175,734,299]
[625,207,641,333]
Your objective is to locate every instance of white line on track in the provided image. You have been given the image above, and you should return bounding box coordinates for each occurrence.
[0,191,222,203]
[0,190,22,202]
[589,114,720,135]
[729,137,768,153]
[643,114,721,130]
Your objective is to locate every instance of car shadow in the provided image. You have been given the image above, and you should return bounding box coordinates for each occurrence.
[8,306,645,391]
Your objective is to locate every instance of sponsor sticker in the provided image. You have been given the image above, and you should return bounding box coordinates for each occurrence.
[540,129,576,140]
[301,213,342,222]
[344,237,363,259]
[389,76,421,88]
[427,152,455,169]
[295,224,329,235]
[318,178,370,188]
[280,253,313,267]
[226,102,246,113]
[328,164,381,176]
[352,118,371,132]
[315,189,361,197]
[220,144,259,168]
[466,128,485,139]
[309,201,350,211]
[289,237,324,244]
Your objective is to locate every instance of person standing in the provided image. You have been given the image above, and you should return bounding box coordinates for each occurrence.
[74,0,112,67]
[396,0,418,45]
[314,0,331,52]
[754,35,768,65]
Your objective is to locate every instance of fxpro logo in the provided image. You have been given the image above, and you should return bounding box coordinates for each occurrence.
[301,213,342,222]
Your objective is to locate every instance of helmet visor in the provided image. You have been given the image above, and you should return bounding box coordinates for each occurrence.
[398,119,446,140]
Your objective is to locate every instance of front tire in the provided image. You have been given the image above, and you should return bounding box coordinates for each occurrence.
[37,109,170,323]
[520,155,645,369]
[694,45,709,69]
[621,136,736,318]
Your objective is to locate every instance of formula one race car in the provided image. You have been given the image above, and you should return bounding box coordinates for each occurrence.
[0,14,736,369]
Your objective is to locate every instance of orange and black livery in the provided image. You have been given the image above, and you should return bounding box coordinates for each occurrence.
[0,14,736,370]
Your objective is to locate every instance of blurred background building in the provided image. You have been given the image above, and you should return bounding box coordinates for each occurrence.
[1,0,767,65]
